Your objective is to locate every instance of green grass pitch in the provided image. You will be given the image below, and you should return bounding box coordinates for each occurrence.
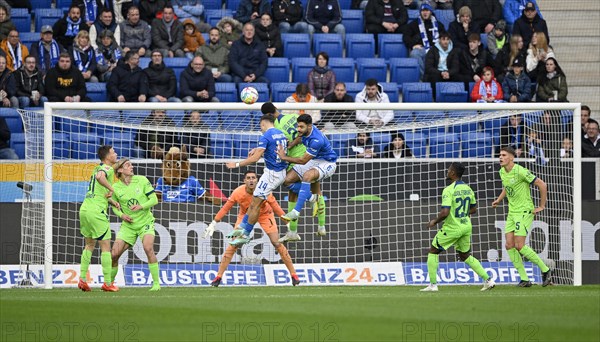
[1,286,599,341]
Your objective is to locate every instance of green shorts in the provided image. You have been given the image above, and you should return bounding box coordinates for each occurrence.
[432,226,471,253]
[117,221,155,246]
[79,207,111,240]
[505,211,534,237]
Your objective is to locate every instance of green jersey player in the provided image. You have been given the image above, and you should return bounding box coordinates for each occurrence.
[261,102,327,242]
[110,159,161,291]
[492,146,552,287]
[421,163,495,292]
[78,145,120,292]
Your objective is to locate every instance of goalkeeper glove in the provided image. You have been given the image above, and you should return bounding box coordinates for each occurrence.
[203,220,217,238]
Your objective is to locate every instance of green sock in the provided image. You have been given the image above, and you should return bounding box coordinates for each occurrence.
[317,196,326,226]
[101,252,112,284]
[464,255,490,281]
[427,253,439,284]
[111,266,119,283]
[288,202,298,232]
[148,263,160,286]
[519,246,550,273]
[80,249,92,281]
[508,248,529,281]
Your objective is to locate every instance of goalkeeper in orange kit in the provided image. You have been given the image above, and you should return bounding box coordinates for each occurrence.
[203,171,300,286]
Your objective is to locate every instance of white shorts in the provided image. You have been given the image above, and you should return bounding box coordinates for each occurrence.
[293,159,337,182]
[253,168,286,200]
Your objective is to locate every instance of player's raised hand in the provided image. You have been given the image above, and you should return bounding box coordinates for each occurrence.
[427,219,437,229]
[130,204,143,211]
[203,220,217,238]
[225,162,237,169]
[122,214,133,223]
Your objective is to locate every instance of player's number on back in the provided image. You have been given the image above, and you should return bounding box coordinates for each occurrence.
[287,127,297,141]
[455,197,472,218]
[87,175,96,193]
[275,139,288,163]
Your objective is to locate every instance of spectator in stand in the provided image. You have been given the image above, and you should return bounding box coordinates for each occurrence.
[0,55,17,108]
[305,0,345,37]
[229,23,269,84]
[503,0,541,32]
[107,51,148,102]
[272,0,310,34]
[89,8,121,50]
[364,0,408,36]
[308,51,335,101]
[536,57,568,103]
[494,34,525,83]
[533,110,565,160]
[136,109,178,159]
[283,83,321,122]
[487,19,508,59]
[139,0,168,24]
[470,66,503,103]
[119,6,151,57]
[560,137,573,159]
[151,5,185,58]
[144,50,181,103]
[582,120,600,157]
[455,33,493,85]
[525,32,554,83]
[0,4,15,42]
[0,116,18,159]
[502,58,531,103]
[44,52,91,102]
[69,30,99,83]
[180,56,218,102]
[28,26,62,77]
[174,0,205,24]
[255,13,283,58]
[53,5,89,50]
[235,0,271,25]
[181,110,209,158]
[195,27,233,83]
[111,0,134,24]
[349,132,376,158]
[182,19,205,59]
[355,78,393,128]
[500,114,527,157]
[581,105,591,138]
[453,0,502,34]
[217,17,242,46]
[448,6,479,52]
[0,30,28,72]
[382,132,413,158]
[424,32,460,88]
[403,3,446,81]
[15,56,47,108]
[95,29,122,81]
[322,82,355,129]
[512,1,548,48]
[72,0,104,26]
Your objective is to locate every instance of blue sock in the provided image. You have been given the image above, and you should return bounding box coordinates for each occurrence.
[240,215,253,235]
[287,182,302,194]
[294,182,312,213]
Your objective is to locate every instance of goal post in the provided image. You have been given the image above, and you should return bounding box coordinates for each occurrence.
[17,101,583,289]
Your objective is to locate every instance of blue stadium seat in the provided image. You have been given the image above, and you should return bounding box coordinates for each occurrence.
[461,132,492,158]
[20,32,39,48]
[34,8,64,32]
[138,57,151,69]
[203,111,221,129]
[345,34,375,59]
[415,111,446,134]
[468,81,476,95]
[58,117,89,134]
[265,58,290,83]
[9,133,25,159]
[167,110,186,126]
[435,10,454,30]
[482,117,507,146]
[448,111,479,134]
[402,82,433,103]
[70,133,101,159]
[328,133,354,158]
[0,108,22,134]
[313,34,343,57]
[356,58,386,83]
[90,110,122,135]
[202,32,209,42]
[344,82,364,99]
[394,111,414,124]
[429,132,460,158]
[104,131,135,158]
[238,83,269,103]
[11,10,31,33]
[338,0,352,9]
[209,133,233,158]
[203,0,224,10]
[226,0,241,10]
[233,134,260,158]
[524,110,543,127]
[371,132,391,153]
[86,82,107,102]
[389,58,419,88]
[215,82,238,102]
[56,0,72,8]
[480,33,488,48]
[53,133,70,159]
[403,132,426,157]
[436,82,468,103]
[205,9,234,26]
[378,34,408,60]
[291,57,314,82]
[380,82,399,102]
[407,10,419,21]
[221,111,254,130]
[122,110,146,125]
[342,10,364,34]
[329,57,355,83]
[271,82,298,102]
[30,0,49,8]
[282,34,311,58]
[164,57,189,80]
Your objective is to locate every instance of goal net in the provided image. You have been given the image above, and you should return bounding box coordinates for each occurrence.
[16,102,582,288]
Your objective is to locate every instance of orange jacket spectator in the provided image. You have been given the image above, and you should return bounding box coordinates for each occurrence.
[182,19,205,55]
[0,32,29,71]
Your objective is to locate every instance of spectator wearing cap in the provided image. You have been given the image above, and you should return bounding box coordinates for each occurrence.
[503,0,542,32]
[502,57,532,102]
[486,19,508,59]
[89,8,121,50]
[512,1,548,48]
[144,49,181,102]
[28,26,62,76]
[95,29,123,81]
[448,6,480,51]
[0,29,28,72]
[453,0,502,34]
[151,4,185,58]
[53,4,90,50]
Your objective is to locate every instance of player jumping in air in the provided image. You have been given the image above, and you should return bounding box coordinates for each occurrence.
[422,162,496,292]
[110,159,161,291]
[78,145,120,292]
[203,171,300,286]
[276,114,338,223]
[261,102,327,241]
[492,146,552,287]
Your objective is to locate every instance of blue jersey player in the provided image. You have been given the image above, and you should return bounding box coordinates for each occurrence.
[225,115,290,247]
[276,114,338,223]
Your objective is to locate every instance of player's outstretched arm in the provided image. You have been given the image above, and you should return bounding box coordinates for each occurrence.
[202,192,223,206]
[533,178,547,214]
[95,171,115,197]
[204,196,237,238]
[277,145,313,165]
[427,208,450,228]
[492,189,506,208]
[226,148,265,169]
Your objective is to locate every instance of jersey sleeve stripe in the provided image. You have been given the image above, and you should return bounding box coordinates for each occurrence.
[441,206,451,209]
[529,176,537,184]
[145,190,155,196]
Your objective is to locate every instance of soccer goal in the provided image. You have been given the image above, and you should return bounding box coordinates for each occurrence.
[15,101,583,289]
